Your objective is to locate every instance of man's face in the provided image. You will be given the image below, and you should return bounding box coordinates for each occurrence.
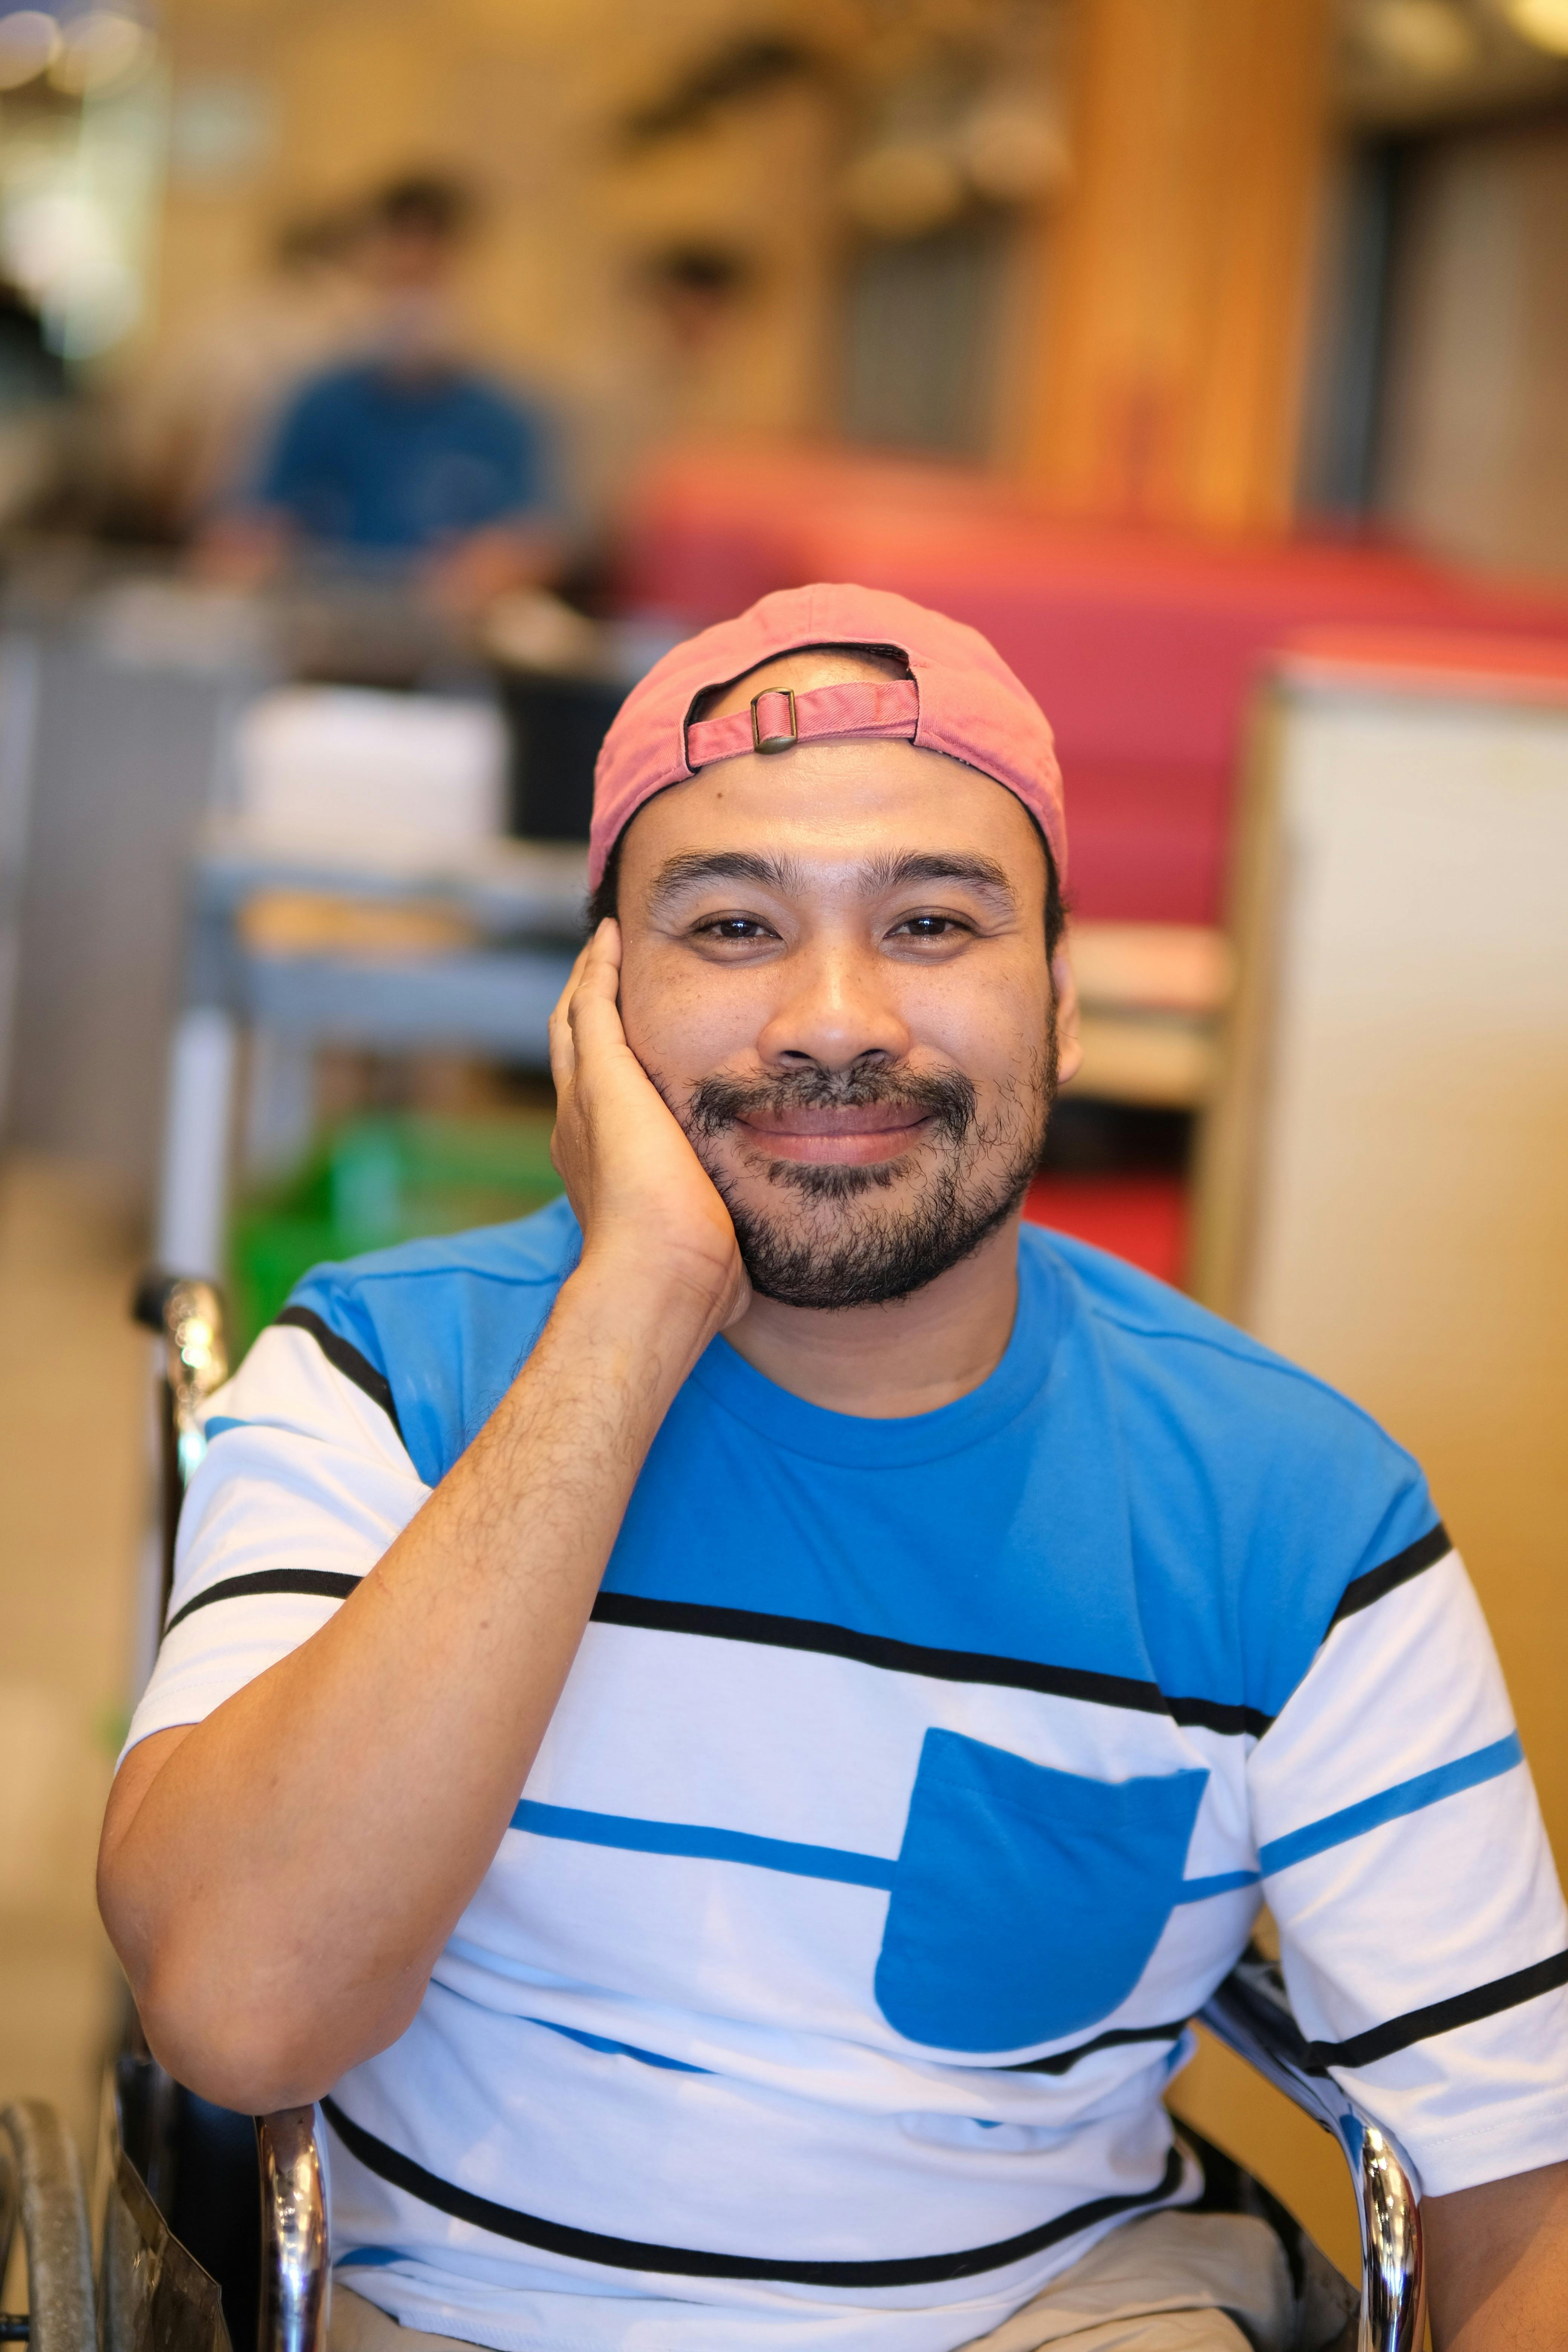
[616,695,1079,1312]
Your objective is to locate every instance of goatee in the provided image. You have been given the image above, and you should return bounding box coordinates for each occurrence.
[676,1040,1055,1312]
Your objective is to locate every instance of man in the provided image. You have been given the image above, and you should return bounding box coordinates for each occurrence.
[199,176,560,614]
[100,586,1568,2350]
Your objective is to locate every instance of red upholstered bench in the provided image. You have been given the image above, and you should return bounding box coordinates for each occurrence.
[618,441,1568,925]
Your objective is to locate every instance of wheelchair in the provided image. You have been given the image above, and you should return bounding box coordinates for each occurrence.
[0,1277,1425,2352]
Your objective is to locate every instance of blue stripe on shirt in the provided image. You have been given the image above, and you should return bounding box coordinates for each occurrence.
[514,1743,1522,1909]
[511,1800,899,1890]
[515,1808,1259,1910]
[527,2017,710,2073]
[1259,1732,1524,1878]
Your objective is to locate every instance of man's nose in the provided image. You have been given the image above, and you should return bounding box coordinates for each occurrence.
[755,939,913,1072]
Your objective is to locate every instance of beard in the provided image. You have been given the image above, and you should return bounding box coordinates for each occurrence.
[675,1029,1057,1312]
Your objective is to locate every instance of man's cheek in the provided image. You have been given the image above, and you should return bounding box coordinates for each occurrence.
[624,982,744,1085]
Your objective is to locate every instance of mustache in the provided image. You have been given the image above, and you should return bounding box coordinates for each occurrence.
[684,1063,977,1147]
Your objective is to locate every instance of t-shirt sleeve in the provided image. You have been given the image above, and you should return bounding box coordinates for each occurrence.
[1248,1529,1568,2197]
[122,1314,430,1758]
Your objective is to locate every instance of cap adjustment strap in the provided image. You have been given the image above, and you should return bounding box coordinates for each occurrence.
[684,676,919,772]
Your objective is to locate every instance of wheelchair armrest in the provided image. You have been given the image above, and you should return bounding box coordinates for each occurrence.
[1198,1949,1425,2352]
[133,1272,229,1490]
[256,2109,329,2352]
[0,2102,96,2352]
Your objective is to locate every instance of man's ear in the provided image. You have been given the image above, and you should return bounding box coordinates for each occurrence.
[1051,935,1083,1089]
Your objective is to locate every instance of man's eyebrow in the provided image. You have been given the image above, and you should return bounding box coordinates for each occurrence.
[645,848,1018,907]
[646,851,805,905]
[865,851,1018,903]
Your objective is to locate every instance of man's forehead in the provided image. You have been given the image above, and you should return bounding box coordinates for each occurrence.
[623,732,1041,869]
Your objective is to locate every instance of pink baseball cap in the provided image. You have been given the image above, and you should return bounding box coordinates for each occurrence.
[589,582,1066,890]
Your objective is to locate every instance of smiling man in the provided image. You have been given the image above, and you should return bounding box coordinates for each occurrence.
[100,587,1568,2352]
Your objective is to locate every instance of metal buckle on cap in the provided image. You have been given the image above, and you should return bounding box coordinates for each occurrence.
[750,687,797,754]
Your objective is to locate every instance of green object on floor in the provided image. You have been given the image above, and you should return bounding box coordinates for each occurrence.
[230,1112,563,1355]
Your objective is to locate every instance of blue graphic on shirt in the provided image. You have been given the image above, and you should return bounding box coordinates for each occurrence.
[874,1729,1208,2051]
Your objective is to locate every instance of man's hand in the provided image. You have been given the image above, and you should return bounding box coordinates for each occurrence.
[98,929,742,2112]
[1426,2158,1568,2347]
[550,919,749,1330]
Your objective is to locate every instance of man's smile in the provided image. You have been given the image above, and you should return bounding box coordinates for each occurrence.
[736,1104,933,1165]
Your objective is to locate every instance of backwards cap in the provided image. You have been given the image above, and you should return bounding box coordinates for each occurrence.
[589,582,1065,890]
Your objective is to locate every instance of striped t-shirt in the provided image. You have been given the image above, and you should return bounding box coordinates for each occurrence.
[126,1202,1568,2352]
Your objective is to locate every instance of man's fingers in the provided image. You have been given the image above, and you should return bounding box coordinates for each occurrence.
[547,1010,575,1098]
[566,922,631,1052]
[589,915,622,971]
[573,919,622,1002]
[551,923,626,1095]
[547,938,594,1094]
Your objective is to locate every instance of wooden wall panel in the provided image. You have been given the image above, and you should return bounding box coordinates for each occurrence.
[1187,646,1568,2263]
[1024,0,1334,532]
[1195,653,1568,1864]
[1378,114,1568,581]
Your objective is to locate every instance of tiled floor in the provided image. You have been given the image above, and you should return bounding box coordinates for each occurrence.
[0,1152,149,2160]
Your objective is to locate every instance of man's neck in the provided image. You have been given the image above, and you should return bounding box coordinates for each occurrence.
[719,1215,1023,1419]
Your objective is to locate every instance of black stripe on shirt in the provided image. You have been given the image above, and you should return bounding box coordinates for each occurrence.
[320,2099,1185,2286]
[590,1593,1272,1739]
[1003,2020,1191,2075]
[1326,1522,1451,1632]
[165,1568,363,1634]
[1306,1948,1568,2073]
[275,1306,404,1441]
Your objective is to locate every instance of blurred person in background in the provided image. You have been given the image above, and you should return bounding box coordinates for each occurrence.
[113,207,371,545]
[0,276,72,530]
[565,240,755,541]
[199,174,564,616]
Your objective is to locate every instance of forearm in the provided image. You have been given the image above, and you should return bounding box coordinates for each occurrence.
[99,1255,715,2108]
[1426,2160,1568,2349]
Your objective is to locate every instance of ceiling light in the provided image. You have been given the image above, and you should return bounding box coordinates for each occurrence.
[1358,0,1479,76]
[48,9,152,95]
[1501,0,1568,52]
[0,10,61,89]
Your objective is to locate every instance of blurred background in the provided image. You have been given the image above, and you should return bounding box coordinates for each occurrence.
[2,0,1567,2284]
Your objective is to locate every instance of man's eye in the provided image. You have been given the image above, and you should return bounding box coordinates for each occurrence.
[893,914,968,940]
[696,917,772,943]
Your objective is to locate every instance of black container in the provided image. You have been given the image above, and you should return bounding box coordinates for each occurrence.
[496,667,631,842]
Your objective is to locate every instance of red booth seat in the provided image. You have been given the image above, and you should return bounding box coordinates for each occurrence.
[1023,1173,1188,1288]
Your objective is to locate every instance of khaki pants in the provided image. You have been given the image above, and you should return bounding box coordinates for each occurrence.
[330,2207,1357,2352]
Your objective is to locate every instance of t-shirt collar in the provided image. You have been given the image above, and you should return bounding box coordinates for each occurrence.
[684,1235,1065,1469]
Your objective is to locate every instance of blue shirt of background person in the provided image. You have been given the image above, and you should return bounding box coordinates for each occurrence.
[199,173,562,608]
[255,359,551,553]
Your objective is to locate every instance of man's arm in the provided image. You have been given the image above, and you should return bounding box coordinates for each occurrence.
[1426,2160,1568,2349]
[97,922,746,2114]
